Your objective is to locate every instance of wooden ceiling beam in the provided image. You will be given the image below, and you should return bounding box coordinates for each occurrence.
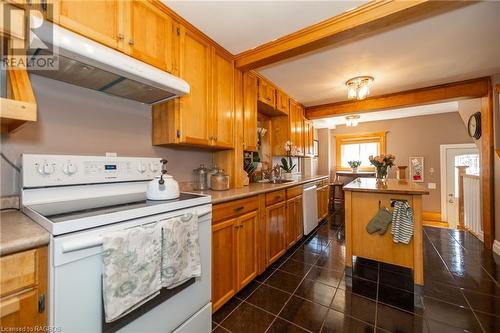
[234,0,467,71]
[305,77,491,119]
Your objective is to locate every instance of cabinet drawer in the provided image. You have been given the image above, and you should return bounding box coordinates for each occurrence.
[317,179,328,188]
[265,190,286,206]
[0,250,36,297]
[213,196,259,223]
[286,186,302,199]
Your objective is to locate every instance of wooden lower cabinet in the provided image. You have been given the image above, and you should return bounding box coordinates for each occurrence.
[286,194,303,248]
[212,218,237,312]
[265,200,286,265]
[317,185,329,221]
[212,208,258,312]
[0,247,48,329]
[235,211,259,289]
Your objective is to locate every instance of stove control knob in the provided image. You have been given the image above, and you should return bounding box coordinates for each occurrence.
[63,163,77,175]
[137,163,147,173]
[38,163,55,175]
[149,163,159,173]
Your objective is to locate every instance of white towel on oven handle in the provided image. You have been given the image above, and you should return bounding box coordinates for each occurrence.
[160,213,201,289]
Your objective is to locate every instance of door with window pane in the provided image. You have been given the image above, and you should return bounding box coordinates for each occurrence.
[444,146,479,228]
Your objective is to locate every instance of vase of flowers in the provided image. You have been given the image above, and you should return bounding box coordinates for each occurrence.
[347,160,362,173]
[369,154,396,181]
[280,141,296,180]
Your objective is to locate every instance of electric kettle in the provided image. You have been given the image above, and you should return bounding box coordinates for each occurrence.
[146,159,180,200]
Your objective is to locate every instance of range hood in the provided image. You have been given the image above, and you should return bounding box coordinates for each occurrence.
[29,18,189,104]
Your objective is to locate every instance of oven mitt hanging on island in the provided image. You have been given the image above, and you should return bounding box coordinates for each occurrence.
[366,207,393,235]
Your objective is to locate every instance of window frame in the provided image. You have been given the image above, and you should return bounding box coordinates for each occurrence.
[335,131,387,171]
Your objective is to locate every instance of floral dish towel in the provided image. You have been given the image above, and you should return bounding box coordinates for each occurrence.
[160,213,201,289]
[101,223,162,322]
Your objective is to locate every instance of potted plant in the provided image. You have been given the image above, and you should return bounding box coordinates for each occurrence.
[369,154,396,181]
[347,160,362,173]
[280,141,296,180]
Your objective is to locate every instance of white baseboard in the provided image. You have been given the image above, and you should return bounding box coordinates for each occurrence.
[493,240,500,257]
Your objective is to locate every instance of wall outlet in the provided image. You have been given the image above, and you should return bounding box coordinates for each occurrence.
[428,183,437,190]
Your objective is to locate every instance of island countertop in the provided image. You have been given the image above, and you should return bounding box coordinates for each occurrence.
[343,178,430,195]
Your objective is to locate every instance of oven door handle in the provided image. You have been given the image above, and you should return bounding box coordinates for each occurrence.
[61,236,104,253]
[61,207,212,253]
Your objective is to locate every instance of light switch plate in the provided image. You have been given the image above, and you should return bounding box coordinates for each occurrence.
[428,183,437,189]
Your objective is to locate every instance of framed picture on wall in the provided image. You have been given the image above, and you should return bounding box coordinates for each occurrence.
[409,157,424,182]
[313,140,319,157]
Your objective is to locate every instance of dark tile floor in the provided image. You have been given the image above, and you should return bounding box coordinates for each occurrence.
[212,212,500,333]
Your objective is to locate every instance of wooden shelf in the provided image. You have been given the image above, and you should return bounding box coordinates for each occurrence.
[1,69,37,133]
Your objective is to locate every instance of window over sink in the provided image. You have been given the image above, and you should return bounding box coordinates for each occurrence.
[335,132,387,171]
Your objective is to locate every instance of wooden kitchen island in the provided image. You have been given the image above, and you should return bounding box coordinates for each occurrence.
[343,178,429,286]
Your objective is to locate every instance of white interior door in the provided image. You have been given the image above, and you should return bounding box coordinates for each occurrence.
[441,145,479,228]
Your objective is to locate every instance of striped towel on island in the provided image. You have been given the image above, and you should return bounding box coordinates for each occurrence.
[391,201,414,244]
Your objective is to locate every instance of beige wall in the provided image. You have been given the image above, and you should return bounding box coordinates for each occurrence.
[317,128,331,176]
[329,112,473,212]
[458,99,482,151]
[1,75,213,196]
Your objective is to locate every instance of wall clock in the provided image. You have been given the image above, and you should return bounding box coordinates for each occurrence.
[467,112,481,140]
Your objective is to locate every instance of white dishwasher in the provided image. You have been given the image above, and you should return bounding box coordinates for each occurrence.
[302,184,318,235]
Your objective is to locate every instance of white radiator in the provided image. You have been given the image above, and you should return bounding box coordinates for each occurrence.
[463,175,482,241]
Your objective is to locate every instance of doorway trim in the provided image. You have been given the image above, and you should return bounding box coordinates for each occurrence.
[440,143,478,222]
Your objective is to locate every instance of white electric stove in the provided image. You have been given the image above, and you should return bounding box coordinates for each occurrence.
[21,154,212,333]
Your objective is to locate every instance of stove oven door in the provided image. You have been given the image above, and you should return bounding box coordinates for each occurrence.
[50,204,212,333]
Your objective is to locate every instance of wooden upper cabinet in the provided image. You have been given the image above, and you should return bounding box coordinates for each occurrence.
[266,200,286,265]
[236,211,258,289]
[55,0,122,49]
[177,26,212,146]
[296,104,305,156]
[276,90,289,115]
[303,119,314,157]
[289,100,304,156]
[212,218,237,312]
[211,49,234,148]
[243,72,258,152]
[125,0,176,73]
[258,78,276,108]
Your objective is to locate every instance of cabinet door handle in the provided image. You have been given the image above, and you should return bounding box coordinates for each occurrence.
[38,294,46,313]
[128,39,134,45]
[233,206,244,212]
[117,33,124,40]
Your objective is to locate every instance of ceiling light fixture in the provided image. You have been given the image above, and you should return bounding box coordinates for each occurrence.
[345,115,360,127]
[346,76,374,100]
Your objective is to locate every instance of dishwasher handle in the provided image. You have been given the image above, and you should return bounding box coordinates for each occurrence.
[61,208,212,254]
[303,184,317,192]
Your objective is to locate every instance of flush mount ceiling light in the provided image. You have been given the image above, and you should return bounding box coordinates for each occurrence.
[346,76,374,100]
[345,115,360,127]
